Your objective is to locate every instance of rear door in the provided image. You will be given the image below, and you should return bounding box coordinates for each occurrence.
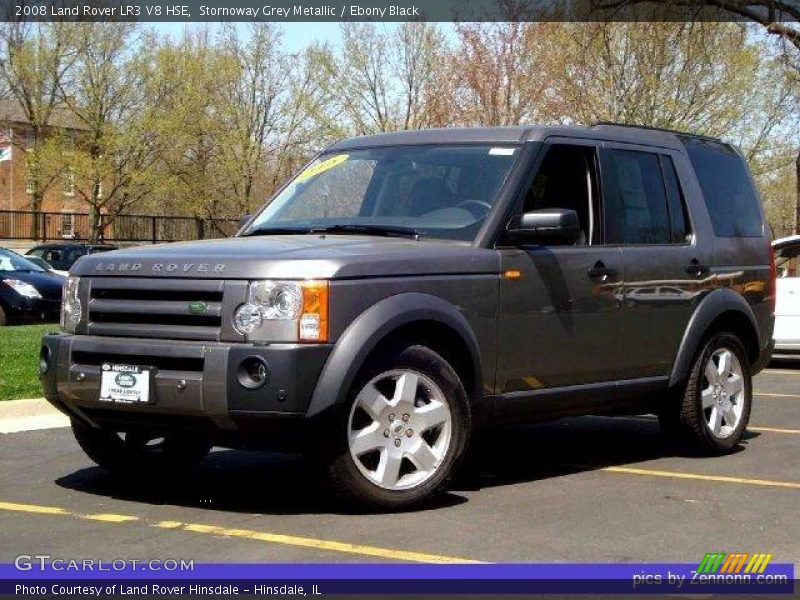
[600,145,710,379]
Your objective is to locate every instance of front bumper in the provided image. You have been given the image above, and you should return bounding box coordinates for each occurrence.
[40,333,331,438]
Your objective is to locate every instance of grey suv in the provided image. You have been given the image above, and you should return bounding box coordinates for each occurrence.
[41,124,775,510]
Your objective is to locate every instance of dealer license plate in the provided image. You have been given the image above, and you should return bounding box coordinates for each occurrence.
[99,364,151,404]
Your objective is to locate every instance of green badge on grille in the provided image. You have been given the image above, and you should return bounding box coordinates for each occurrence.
[188,301,208,315]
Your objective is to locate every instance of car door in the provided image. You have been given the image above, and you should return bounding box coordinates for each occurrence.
[496,140,625,401]
[600,145,710,379]
[775,240,800,350]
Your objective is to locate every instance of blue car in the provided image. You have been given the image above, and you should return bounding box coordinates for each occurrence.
[0,248,64,326]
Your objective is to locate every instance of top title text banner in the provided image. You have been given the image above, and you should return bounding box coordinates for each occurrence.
[3,0,799,23]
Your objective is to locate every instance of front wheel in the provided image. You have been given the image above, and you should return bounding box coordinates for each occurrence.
[659,332,752,453]
[71,420,212,479]
[323,345,470,510]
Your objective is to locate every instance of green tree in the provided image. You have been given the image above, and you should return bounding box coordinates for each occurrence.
[62,23,154,242]
[0,23,77,235]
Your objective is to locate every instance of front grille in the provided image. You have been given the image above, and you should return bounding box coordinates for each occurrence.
[87,278,226,341]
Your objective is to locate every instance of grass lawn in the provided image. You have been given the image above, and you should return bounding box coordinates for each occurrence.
[0,323,56,401]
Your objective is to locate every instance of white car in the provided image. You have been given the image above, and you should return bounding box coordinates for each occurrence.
[773,235,800,353]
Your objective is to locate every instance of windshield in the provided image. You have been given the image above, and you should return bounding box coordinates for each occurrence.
[24,256,52,270]
[244,144,519,242]
[0,249,46,273]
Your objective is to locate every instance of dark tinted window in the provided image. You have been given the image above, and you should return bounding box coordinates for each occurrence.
[524,144,600,245]
[660,156,691,243]
[601,149,671,245]
[681,138,762,237]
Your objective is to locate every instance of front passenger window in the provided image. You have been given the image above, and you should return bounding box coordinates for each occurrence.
[523,144,600,245]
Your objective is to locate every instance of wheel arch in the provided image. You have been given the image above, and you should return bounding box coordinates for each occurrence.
[669,288,761,388]
[306,293,483,418]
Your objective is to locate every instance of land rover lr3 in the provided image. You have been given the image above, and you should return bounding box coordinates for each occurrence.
[41,124,775,510]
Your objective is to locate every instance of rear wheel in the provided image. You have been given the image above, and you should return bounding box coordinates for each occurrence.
[322,345,470,510]
[659,332,752,453]
[71,420,212,478]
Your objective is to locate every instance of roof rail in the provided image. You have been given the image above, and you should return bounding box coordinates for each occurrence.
[592,121,722,143]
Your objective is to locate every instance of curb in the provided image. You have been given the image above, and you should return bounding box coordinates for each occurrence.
[0,398,70,434]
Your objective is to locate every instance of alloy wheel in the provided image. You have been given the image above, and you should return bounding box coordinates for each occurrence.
[347,369,452,490]
[701,347,746,439]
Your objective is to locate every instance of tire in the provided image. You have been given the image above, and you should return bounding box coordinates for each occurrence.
[321,345,471,511]
[659,332,752,453]
[71,419,212,479]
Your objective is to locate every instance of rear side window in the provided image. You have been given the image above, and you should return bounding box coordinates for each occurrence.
[601,149,671,245]
[681,138,763,237]
[660,156,691,243]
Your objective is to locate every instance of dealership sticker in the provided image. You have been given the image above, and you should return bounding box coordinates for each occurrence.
[489,147,516,156]
[295,154,349,183]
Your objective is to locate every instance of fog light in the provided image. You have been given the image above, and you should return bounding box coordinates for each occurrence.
[233,303,263,335]
[237,356,269,389]
[39,345,51,375]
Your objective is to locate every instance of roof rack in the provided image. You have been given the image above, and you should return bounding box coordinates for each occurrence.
[592,121,722,143]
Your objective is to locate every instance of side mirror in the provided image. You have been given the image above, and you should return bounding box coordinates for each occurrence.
[506,208,580,246]
[239,214,253,229]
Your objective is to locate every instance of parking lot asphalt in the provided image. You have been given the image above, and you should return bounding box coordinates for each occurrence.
[1,362,799,565]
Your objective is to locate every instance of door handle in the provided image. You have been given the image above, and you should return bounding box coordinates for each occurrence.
[685,260,710,277]
[588,261,618,281]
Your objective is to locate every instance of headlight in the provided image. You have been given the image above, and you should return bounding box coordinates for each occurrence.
[2,278,41,299]
[60,276,81,332]
[233,280,329,342]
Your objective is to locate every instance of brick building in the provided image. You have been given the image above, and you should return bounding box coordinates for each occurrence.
[0,99,88,239]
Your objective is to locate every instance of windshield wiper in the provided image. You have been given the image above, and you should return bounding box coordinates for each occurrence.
[242,227,312,237]
[244,224,419,239]
[308,224,419,239]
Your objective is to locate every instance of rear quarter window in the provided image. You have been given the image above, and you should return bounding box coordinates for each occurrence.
[681,138,763,237]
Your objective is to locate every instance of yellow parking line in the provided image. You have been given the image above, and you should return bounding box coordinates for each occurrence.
[83,513,140,523]
[617,416,800,434]
[158,522,480,563]
[0,500,480,564]
[602,466,800,489]
[755,392,800,398]
[763,369,800,375]
[749,426,800,434]
[0,501,69,516]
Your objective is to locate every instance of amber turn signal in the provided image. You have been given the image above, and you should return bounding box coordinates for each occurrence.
[299,280,329,342]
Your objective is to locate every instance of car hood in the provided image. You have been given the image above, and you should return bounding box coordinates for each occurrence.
[0,270,64,300]
[71,235,501,280]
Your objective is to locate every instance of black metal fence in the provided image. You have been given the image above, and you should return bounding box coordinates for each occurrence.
[0,210,240,243]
